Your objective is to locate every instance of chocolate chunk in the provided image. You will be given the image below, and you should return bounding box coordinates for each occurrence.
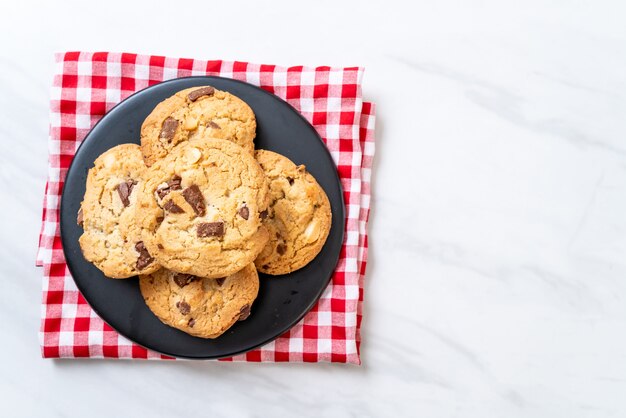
[137,254,151,268]
[159,117,178,142]
[238,304,251,321]
[156,187,168,200]
[169,175,182,189]
[77,208,83,227]
[173,273,196,288]
[208,121,220,129]
[182,185,206,216]
[287,176,294,185]
[187,86,215,102]
[135,241,154,270]
[276,244,287,255]
[215,277,226,286]
[238,205,249,220]
[176,301,191,315]
[262,264,269,270]
[117,179,137,207]
[163,199,184,214]
[188,318,196,328]
[157,244,164,249]
[259,210,268,220]
[156,175,182,199]
[197,222,225,238]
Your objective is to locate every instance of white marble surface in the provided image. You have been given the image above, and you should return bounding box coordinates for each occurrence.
[1,0,626,416]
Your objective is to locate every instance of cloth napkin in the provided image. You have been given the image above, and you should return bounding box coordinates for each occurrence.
[36,52,376,364]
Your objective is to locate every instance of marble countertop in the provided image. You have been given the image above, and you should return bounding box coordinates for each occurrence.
[2,0,625,416]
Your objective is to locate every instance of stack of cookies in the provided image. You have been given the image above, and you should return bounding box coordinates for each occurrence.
[77,86,332,338]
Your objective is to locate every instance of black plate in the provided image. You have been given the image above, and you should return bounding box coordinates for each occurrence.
[60,76,344,359]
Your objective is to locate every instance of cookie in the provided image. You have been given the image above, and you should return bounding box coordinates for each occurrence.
[254,150,332,275]
[140,86,256,166]
[139,263,260,338]
[78,144,160,278]
[136,137,270,279]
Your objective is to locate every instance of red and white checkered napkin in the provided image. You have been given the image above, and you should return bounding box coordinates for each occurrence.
[36,52,376,363]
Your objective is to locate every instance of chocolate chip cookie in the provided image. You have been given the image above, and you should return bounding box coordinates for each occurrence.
[254,150,332,275]
[137,137,270,279]
[78,144,160,278]
[140,86,256,166]
[139,263,259,338]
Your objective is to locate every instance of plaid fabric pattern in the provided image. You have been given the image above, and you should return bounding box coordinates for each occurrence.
[36,52,376,363]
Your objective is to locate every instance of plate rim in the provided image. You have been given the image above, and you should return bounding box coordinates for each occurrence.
[59,75,346,359]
